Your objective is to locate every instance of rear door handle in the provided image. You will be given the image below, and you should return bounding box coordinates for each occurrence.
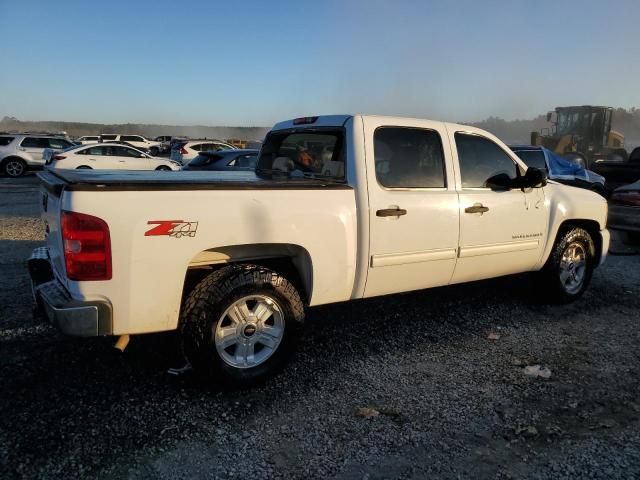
[465,203,489,214]
[377,208,407,217]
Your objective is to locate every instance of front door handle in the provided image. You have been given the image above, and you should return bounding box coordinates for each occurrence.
[465,203,489,214]
[377,208,407,217]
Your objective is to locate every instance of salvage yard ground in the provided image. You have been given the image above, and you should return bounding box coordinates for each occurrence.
[1,175,639,479]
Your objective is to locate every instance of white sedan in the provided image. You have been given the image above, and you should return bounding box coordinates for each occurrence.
[43,144,181,171]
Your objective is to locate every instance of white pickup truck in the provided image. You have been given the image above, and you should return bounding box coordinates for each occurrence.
[29,115,610,386]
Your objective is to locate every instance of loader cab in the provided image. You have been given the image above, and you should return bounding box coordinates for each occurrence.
[553,106,612,149]
[532,106,626,167]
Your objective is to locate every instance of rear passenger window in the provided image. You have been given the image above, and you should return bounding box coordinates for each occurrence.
[455,133,518,188]
[20,137,49,148]
[0,137,14,146]
[113,146,141,157]
[202,143,223,152]
[81,146,109,155]
[374,127,446,188]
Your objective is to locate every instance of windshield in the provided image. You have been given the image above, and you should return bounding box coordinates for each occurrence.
[257,129,345,180]
[556,111,582,136]
[513,149,547,171]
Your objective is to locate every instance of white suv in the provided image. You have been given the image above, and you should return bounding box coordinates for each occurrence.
[0,134,75,177]
[170,139,236,164]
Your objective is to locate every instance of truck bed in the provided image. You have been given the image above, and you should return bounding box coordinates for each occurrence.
[38,169,351,192]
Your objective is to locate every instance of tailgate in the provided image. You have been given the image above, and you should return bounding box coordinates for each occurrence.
[38,170,67,282]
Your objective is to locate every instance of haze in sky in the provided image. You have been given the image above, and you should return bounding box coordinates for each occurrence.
[0,0,638,126]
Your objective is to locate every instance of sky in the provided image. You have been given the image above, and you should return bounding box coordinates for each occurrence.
[0,0,639,126]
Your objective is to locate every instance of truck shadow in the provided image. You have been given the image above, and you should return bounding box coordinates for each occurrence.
[2,252,636,476]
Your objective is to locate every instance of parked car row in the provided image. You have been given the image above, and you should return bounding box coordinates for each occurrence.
[42,143,259,172]
[76,134,162,155]
[0,131,257,176]
[1,128,638,243]
[0,133,75,176]
[43,144,181,171]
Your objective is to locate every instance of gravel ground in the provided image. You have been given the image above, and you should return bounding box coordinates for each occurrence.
[1,175,639,479]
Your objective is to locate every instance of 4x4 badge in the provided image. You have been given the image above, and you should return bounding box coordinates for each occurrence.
[145,220,198,238]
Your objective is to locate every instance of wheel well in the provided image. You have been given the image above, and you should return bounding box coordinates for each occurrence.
[182,244,313,304]
[557,219,602,265]
[1,156,26,166]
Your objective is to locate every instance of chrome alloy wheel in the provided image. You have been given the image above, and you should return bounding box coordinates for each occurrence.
[559,242,587,295]
[214,295,285,369]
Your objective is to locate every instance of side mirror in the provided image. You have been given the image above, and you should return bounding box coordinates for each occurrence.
[140,153,146,158]
[518,167,547,188]
[486,167,547,190]
[546,111,552,122]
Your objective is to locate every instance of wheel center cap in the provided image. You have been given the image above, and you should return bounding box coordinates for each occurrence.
[243,324,257,337]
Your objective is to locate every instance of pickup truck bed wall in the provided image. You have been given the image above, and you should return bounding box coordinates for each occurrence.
[40,170,358,334]
[39,170,354,191]
[37,115,609,338]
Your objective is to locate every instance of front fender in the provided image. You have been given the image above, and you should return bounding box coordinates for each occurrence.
[536,183,609,269]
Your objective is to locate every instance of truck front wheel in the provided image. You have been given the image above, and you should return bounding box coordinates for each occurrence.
[540,227,595,303]
[180,264,304,386]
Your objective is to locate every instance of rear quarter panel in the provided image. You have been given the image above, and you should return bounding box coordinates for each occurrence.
[63,188,357,335]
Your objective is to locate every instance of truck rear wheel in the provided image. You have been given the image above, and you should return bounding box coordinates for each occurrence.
[180,264,304,386]
[539,227,595,303]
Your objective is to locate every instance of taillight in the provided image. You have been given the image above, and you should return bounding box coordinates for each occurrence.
[61,211,112,281]
[180,146,188,155]
[610,191,640,207]
[53,155,66,160]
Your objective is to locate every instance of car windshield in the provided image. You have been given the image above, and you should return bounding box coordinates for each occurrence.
[257,130,345,181]
[513,149,547,171]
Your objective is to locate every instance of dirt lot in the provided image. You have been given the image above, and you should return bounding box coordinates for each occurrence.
[1,175,639,479]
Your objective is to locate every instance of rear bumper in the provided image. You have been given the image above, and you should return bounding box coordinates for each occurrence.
[28,247,112,336]
[608,205,640,233]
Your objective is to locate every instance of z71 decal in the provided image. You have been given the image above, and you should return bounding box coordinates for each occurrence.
[145,220,198,238]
